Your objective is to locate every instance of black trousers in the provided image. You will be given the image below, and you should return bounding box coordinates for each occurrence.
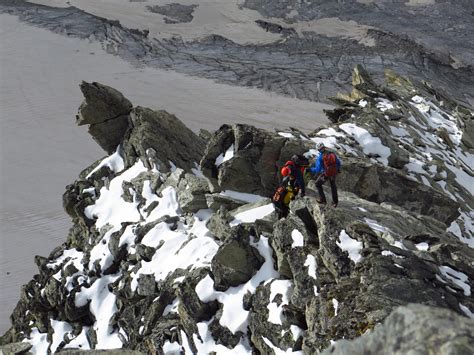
[315,175,338,204]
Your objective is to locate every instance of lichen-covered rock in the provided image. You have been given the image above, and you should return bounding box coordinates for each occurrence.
[206,207,233,242]
[322,304,474,355]
[174,172,211,213]
[211,228,264,291]
[303,190,473,351]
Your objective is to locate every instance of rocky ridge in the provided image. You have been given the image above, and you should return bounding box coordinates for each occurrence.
[1,68,473,354]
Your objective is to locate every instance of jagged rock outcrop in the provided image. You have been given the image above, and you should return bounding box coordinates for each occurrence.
[200,124,312,196]
[322,304,474,355]
[122,107,205,172]
[333,157,460,225]
[77,81,133,154]
[2,70,473,354]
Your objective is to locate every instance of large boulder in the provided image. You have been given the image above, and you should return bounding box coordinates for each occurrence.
[322,304,474,355]
[211,227,264,291]
[123,106,205,172]
[76,81,133,153]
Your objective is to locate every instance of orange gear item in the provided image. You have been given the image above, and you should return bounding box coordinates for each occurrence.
[281,166,291,177]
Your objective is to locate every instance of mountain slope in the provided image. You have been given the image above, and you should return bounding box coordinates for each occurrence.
[1,68,473,354]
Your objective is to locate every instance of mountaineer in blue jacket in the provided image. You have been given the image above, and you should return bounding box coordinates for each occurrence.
[308,142,341,207]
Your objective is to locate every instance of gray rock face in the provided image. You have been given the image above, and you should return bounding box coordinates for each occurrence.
[205,193,247,211]
[322,304,474,355]
[123,106,205,172]
[76,82,133,154]
[200,124,311,196]
[0,341,32,354]
[335,157,460,225]
[211,228,264,291]
[76,82,132,126]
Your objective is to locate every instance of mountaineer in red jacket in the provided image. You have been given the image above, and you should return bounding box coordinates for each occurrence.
[308,142,341,207]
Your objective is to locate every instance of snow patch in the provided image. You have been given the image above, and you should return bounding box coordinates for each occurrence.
[85,160,147,229]
[267,280,293,325]
[339,123,391,165]
[337,230,362,263]
[220,190,266,203]
[332,298,339,316]
[86,146,124,179]
[304,255,317,279]
[364,218,390,234]
[439,266,471,296]
[278,132,295,138]
[459,303,474,319]
[415,242,429,251]
[230,203,274,226]
[215,144,235,167]
[74,275,122,349]
[195,236,279,333]
[291,229,304,248]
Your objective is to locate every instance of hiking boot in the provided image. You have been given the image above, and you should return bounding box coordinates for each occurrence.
[316,199,327,205]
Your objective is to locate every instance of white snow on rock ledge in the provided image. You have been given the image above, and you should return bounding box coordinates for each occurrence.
[86,146,125,179]
[85,160,147,229]
[195,236,279,334]
[229,203,274,226]
[267,280,293,325]
[215,144,235,167]
[439,266,471,296]
[291,229,305,248]
[219,190,266,203]
[339,123,391,165]
[337,230,363,263]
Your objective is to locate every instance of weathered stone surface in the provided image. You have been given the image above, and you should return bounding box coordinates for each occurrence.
[136,274,157,297]
[332,157,460,225]
[206,207,233,242]
[177,174,210,213]
[205,193,246,211]
[123,107,205,172]
[200,124,312,196]
[322,304,474,355]
[302,190,473,351]
[211,228,264,291]
[76,81,132,126]
[0,341,32,354]
[76,82,132,153]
